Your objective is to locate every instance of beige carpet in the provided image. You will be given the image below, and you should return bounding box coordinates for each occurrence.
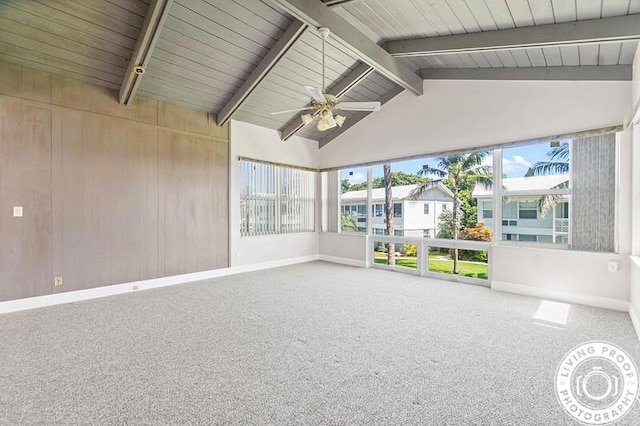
[1,261,639,425]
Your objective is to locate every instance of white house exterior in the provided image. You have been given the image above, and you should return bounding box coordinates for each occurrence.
[341,183,455,237]
[473,175,570,244]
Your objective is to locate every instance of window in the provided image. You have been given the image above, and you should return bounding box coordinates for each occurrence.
[518,234,538,242]
[241,160,315,236]
[556,202,569,219]
[518,200,538,219]
[502,220,517,226]
[504,233,515,241]
[442,204,447,211]
[393,203,402,217]
[482,201,493,219]
[424,204,429,214]
[374,203,383,217]
[340,167,367,233]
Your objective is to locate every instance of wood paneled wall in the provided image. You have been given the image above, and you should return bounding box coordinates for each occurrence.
[0,61,229,302]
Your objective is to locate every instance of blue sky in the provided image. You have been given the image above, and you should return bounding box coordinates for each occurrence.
[341,142,556,184]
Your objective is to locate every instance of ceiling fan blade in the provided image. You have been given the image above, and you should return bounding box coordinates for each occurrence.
[305,86,326,102]
[336,101,381,112]
[270,107,314,115]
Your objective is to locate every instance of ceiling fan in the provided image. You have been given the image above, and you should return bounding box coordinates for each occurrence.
[270,27,381,131]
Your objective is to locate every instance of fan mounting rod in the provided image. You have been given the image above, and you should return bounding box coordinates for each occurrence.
[318,27,330,93]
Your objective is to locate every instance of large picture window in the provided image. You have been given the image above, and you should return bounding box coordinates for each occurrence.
[327,130,617,253]
[240,160,315,236]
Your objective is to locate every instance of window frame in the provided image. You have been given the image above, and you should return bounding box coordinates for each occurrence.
[240,160,315,236]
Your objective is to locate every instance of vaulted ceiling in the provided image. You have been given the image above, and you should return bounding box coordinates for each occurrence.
[0,0,637,146]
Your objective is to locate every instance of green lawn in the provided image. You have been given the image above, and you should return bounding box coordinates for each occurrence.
[374,252,488,279]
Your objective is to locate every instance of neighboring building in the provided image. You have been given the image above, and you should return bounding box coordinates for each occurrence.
[473,175,570,244]
[341,183,455,237]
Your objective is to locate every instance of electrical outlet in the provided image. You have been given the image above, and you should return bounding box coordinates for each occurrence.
[607,261,618,273]
[54,276,63,286]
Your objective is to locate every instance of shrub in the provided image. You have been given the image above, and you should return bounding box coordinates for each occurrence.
[405,244,417,257]
[451,224,493,262]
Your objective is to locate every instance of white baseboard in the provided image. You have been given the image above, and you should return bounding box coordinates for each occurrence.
[629,303,640,341]
[492,280,629,312]
[318,254,367,268]
[0,255,320,315]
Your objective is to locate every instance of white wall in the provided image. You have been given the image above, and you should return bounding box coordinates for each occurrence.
[630,44,640,335]
[492,246,630,311]
[320,80,630,169]
[229,121,320,267]
[319,232,368,267]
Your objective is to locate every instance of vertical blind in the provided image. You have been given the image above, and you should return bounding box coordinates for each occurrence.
[324,171,339,233]
[240,160,315,236]
[570,134,616,252]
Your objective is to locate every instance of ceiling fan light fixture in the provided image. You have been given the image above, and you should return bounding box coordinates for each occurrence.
[301,113,314,125]
[317,109,336,131]
[334,114,346,127]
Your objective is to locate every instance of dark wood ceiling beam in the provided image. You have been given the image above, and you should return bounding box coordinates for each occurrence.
[271,0,423,96]
[119,0,173,105]
[385,14,640,57]
[216,19,307,127]
[420,65,632,81]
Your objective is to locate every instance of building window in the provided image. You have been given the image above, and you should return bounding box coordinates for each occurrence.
[556,202,569,219]
[374,204,383,217]
[393,203,402,217]
[240,160,315,236]
[504,233,515,241]
[482,201,493,219]
[518,234,538,242]
[424,203,429,214]
[518,200,538,219]
[442,204,447,211]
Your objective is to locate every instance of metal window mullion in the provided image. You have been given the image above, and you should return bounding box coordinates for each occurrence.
[493,149,503,244]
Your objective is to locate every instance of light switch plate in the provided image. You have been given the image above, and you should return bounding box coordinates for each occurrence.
[13,206,23,217]
[607,261,618,273]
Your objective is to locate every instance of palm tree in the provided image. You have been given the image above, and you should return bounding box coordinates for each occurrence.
[411,152,492,274]
[527,142,569,175]
[383,163,395,266]
[526,141,570,215]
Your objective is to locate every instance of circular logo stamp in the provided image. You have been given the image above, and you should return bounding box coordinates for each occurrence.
[555,341,639,425]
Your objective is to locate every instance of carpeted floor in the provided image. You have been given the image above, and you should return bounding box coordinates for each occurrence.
[1,261,639,425]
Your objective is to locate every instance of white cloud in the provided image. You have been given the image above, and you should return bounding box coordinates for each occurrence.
[502,154,532,176]
[348,172,365,184]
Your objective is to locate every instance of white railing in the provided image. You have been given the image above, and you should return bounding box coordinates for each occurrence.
[554,218,569,233]
[369,235,491,287]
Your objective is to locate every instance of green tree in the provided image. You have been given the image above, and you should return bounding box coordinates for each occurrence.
[436,209,453,239]
[527,142,569,175]
[341,179,352,193]
[341,213,357,232]
[526,141,570,215]
[349,171,429,191]
[412,152,492,274]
